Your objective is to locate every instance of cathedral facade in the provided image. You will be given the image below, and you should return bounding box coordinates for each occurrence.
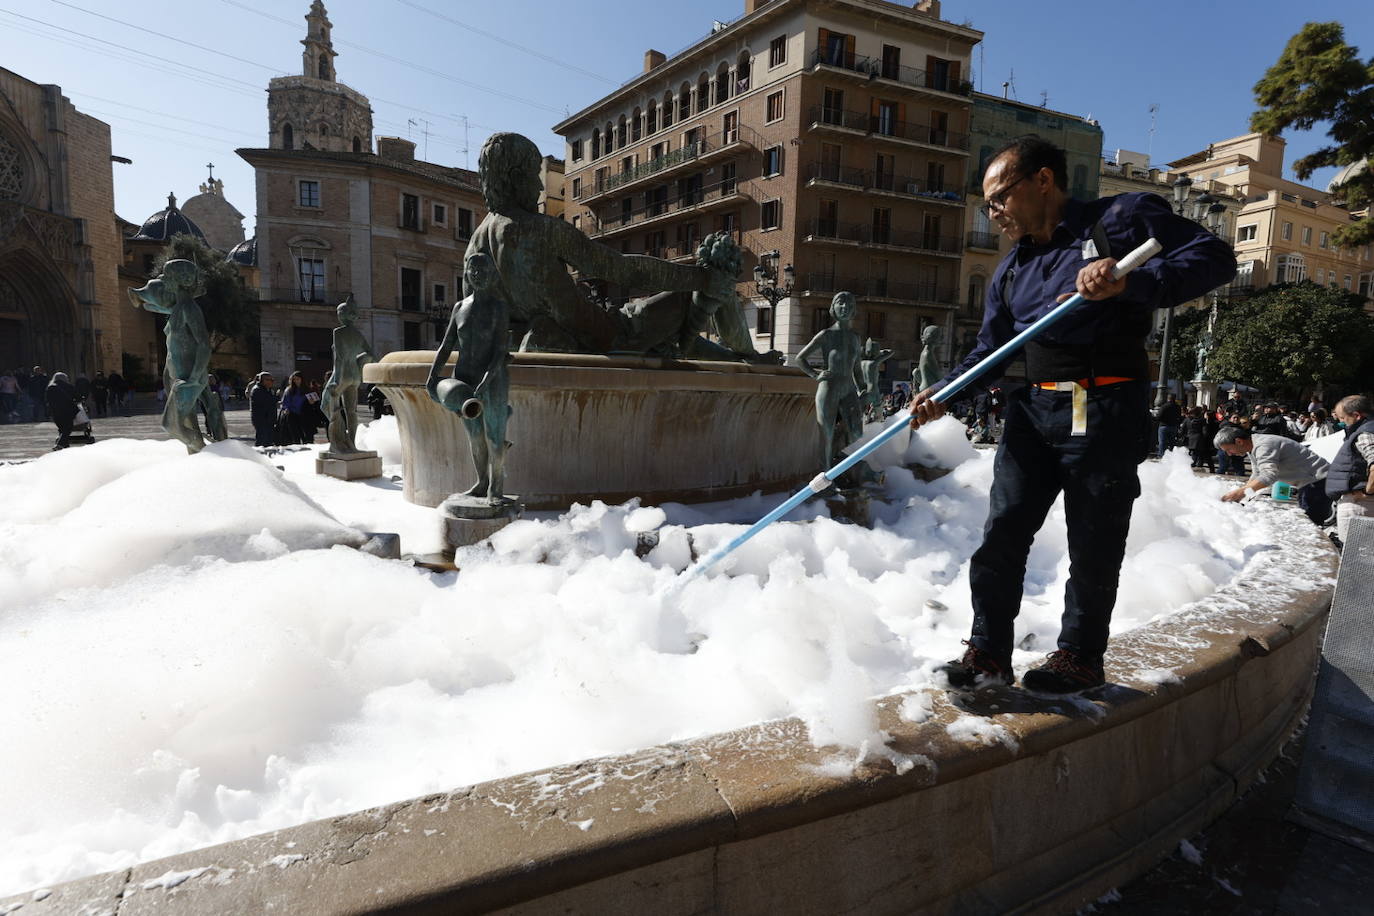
[0,65,123,375]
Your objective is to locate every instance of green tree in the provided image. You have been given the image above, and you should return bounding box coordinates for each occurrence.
[155,233,259,354]
[1251,22,1374,248]
[1207,282,1374,399]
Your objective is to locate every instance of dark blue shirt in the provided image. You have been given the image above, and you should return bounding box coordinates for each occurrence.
[938,192,1236,390]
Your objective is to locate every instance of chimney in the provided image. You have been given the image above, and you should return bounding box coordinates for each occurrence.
[376,136,416,161]
[913,0,941,15]
[644,49,666,73]
[745,0,772,12]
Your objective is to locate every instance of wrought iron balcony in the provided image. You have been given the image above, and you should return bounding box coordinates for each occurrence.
[590,176,745,238]
[808,48,973,96]
[583,125,760,202]
[805,162,964,203]
[966,231,1000,250]
[799,273,957,304]
[807,106,968,151]
[260,287,352,305]
[804,218,962,255]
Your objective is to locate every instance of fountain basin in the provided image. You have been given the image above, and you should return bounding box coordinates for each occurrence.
[363,351,820,510]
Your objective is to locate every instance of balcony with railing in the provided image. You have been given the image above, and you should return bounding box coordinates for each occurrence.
[800,272,957,305]
[966,231,1000,250]
[805,161,965,204]
[261,287,353,305]
[803,218,962,256]
[580,125,761,203]
[590,176,745,238]
[807,106,968,153]
[808,48,973,97]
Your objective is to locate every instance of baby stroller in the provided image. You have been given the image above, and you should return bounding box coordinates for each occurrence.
[73,397,94,443]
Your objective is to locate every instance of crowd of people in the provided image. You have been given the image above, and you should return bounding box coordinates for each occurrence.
[1,366,139,427]
[245,370,391,448]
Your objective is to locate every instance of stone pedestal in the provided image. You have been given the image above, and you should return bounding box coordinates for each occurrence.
[1193,380,1220,411]
[316,450,383,480]
[439,493,524,552]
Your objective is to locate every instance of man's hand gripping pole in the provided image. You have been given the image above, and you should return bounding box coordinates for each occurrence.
[664,238,1162,592]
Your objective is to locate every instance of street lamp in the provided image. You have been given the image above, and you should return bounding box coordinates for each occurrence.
[1155,173,1227,408]
[752,250,793,352]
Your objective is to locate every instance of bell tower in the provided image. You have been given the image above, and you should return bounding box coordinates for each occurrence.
[302,0,337,83]
[266,2,373,153]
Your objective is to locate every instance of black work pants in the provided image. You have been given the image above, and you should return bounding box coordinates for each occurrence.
[1297,481,1332,527]
[968,381,1149,665]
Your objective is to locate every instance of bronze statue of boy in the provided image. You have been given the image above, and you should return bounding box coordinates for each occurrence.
[426,252,512,501]
[127,258,215,454]
[321,294,376,455]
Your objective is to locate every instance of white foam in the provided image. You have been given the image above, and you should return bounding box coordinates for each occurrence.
[0,428,1316,897]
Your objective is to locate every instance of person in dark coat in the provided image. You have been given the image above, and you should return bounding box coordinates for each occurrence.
[108,371,127,414]
[92,371,109,416]
[1182,406,1215,472]
[44,371,78,449]
[248,371,278,447]
[29,366,49,421]
[278,371,309,445]
[1253,403,1291,439]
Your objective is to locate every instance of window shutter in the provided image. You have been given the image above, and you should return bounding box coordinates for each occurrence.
[818,28,830,56]
[845,34,855,66]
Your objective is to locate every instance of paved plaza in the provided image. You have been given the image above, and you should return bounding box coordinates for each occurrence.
[0,403,259,461]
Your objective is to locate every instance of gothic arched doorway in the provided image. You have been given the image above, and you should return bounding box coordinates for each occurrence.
[0,248,82,373]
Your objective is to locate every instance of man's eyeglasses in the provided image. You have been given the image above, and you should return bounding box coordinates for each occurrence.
[978,174,1029,218]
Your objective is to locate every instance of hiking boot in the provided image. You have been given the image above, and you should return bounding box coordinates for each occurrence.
[1021,650,1105,694]
[937,641,1013,689]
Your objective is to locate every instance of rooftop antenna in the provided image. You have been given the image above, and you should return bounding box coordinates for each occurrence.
[460,115,470,170]
[1004,69,1017,101]
[978,43,984,93]
[1147,103,1159,162]
[1040,90,1049,108]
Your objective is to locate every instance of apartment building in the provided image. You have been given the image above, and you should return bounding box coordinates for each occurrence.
[1166,134,1372,301]
[555,0,980,381]
[955,93,1102,367]
[237,2,486,382]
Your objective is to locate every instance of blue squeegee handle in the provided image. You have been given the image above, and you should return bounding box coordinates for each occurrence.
[678,238,1162,584]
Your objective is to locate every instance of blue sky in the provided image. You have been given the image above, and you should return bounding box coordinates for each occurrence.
[1,0,1368,225]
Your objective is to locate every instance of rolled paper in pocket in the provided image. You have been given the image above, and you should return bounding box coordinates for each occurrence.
[1271,481,1294,502]
[436,378,483,419]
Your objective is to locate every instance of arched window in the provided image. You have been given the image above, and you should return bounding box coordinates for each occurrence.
[352,136,362,153]
[697,73,710,113]
[662,91,674,129]
[631,107,642,142]
[319,123,328,138]
[591,128,601,159]
[646,100,657,135]
[282,123,294,150]
[736,51,751,92]
[318,56,329,79]
[715,63,731,105]
[605,121,614,151]
[678,82,692,121]
[617,115,627,148]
